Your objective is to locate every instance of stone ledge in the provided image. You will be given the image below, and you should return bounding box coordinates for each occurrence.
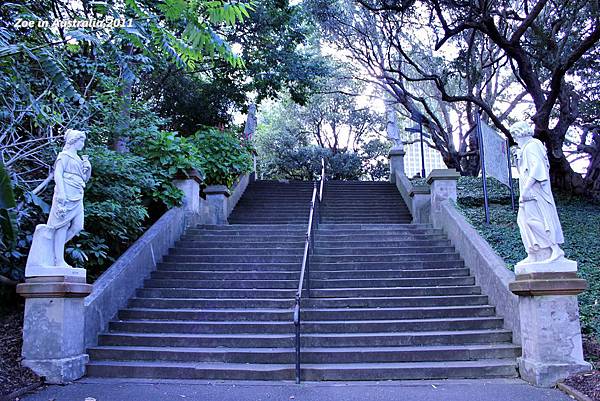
[173,169,203,184]
[509,272,587,296]
[204,184,231,197]
[426,168,460,184]
[17,276,92,298]
[409,185,430,196]
[388,149,406,157]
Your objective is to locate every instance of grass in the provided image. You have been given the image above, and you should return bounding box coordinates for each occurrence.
[452,176,600,337]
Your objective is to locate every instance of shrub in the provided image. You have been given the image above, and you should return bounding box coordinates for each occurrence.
[192,127,253,187]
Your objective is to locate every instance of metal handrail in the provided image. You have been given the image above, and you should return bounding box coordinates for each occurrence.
[293,158,325,383]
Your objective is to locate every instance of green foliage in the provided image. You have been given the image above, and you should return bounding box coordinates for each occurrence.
[192,127,253,187]
[130,129,204,207]
[455,177,600,337]
[328,151,362,180]
[360,139,391,181]
[0,160,17,249]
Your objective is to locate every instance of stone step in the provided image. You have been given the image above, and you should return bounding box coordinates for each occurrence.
[157,262,301,271]
[180,235,306,242]
[109,317,504,334]
[314,234,447,242]
[86,358,518,380]
[317,223,431,229]
[300,359,518,380]
[311,253,460,263]
[88,344,519,365]
[175,241,307,249]
[137,286,481,298]
[137,288,296,299]
[163,255,303,263]
[313,246,456,255]
[313,240,451,247]
[143,279,298,289]
[170,248,305,256]
[118,305,495,322]
[98,329,514,348]
[315,229,441,236]
[151,267,469,280]
[128,294,489,309]
[309,277,476,289]
[322,218,412,223]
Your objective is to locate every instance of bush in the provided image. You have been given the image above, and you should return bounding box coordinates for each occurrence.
[192,127,253,187]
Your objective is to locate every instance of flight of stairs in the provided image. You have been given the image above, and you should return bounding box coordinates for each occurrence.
[86,179,519,380]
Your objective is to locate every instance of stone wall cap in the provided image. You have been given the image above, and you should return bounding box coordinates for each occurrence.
[173,169,203,185]
[426,169,460,184]
[388,149,406,157]
[204,185,231,197]
[17,278,92,298]
[409,185,431,196]
[509,271,587,296]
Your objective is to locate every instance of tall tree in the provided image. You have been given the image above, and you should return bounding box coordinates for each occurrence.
[354,0,600,198]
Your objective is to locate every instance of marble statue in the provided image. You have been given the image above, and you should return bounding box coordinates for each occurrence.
[25,129,91,276]
[385,99,404,150]
[511,122,565,265]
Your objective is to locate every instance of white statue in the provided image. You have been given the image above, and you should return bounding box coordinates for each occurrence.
[511,122,565,265]
[25,129,91,276]
[385,99,404,150]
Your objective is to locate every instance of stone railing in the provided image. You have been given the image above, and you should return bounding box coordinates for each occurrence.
[388,150,590,387]
[17,172,250,383]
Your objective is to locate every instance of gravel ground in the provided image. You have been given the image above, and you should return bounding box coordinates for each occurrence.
[563,336,600,401]
[0,306,41,398]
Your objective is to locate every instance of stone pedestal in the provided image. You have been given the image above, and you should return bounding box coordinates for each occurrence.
[17,274,92,383]
[409,185,431,224]
[173,169,202,215]
[509,261,591,387]
[203,185,231,225]
[426,169,460,227]
[388,149,405,183]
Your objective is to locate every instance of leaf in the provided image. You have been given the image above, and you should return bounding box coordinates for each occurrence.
[0,160,15,209]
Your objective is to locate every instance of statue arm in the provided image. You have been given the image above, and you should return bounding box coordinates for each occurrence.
[54,158,66,203]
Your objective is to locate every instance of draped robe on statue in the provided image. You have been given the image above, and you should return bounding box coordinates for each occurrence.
[516,138,564,253]
[47,151,87,230]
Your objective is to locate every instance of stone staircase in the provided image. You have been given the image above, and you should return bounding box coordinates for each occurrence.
[86,179,519,380]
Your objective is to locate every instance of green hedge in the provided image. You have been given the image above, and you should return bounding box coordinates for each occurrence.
[453,176,600,337]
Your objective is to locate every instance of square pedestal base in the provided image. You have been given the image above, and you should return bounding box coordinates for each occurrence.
[23,354,89,384]
[518,357,591,387]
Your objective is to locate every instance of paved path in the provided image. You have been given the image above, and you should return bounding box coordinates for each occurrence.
[21,378,572,401]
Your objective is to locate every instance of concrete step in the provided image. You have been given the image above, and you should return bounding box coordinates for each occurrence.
[129,297,295,309]
[300,360,518,380]
[311,253,460,263]
[163,255,303,263]
[137,288,296,299]
[151,270,301,280]
[128,294,489,309]
[88,344,519,365]
[151,268,469,281]
[171,248,305,256]
[143,279,298,289]
[175,241,306,249]
[157,262,301,271]
[314,246,455,255]
[310,260,465,270]
[109,317,504,334]
[309,277,476,289]
[313,240,451,248]
[118,305,495,322]
[308,285,482,297]
[98,329,513,348]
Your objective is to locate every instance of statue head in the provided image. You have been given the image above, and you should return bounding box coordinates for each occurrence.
[509,122,534,148]
[63,129,86,151]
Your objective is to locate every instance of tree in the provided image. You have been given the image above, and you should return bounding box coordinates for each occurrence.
[307,0,530,176]
[353,0,600,198]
